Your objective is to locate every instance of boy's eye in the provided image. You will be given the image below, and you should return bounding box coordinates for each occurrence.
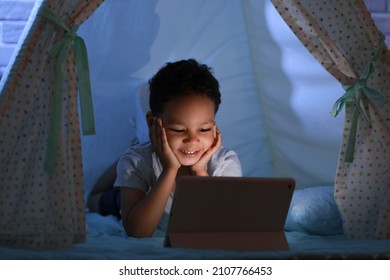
[169,128,185,133]
[168,127,213,133]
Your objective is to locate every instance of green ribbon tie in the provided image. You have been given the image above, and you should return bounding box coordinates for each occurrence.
[40,6,95,174]
[331,33,388,162]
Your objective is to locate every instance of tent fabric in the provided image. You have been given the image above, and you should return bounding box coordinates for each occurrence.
[0,0,103,248]
[271,0,390,239]
[242,1,343,187]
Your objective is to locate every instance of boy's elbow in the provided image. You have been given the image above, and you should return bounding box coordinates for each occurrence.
[126,229,153,238]
[123,221,154,238]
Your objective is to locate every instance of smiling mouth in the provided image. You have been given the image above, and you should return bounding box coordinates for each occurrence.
[182,150,197,156]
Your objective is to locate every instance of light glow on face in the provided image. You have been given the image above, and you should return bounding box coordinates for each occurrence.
[160,94,216,166]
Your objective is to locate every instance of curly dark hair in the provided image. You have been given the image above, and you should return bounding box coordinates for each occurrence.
[148,59,221,116]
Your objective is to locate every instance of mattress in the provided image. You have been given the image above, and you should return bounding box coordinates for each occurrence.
[1,212,389,260]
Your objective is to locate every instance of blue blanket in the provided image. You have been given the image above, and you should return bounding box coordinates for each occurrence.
[1,213,389,260]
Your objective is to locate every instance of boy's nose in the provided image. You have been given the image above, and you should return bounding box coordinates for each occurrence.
[183,132,200,143]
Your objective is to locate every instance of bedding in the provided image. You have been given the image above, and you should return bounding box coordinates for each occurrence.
[285,186,343,236]
[1,212,389,260]
[1,186,389,260]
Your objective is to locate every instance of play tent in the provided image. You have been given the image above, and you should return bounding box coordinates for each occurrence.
[0,0,389,254]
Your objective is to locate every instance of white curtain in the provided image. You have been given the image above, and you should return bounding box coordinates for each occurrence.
[0,0,104,248]
[271,0,390,239]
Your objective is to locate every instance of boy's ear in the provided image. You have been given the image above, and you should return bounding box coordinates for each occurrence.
[146,111,154,128]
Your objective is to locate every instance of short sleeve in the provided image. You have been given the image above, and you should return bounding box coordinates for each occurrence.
[114,146,156,193]
[208,147,242,176]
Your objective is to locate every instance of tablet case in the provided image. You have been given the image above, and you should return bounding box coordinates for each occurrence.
[164,176,295,251]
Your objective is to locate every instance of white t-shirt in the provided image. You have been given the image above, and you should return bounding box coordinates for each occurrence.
[114,142,242,216]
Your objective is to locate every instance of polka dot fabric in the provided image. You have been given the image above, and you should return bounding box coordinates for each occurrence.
[271,0,390,239]
[0,0,104,248]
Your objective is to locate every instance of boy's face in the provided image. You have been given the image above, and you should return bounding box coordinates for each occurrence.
[159,93,217,166]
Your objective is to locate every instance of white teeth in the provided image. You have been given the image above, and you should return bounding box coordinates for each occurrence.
[183,150,196,155]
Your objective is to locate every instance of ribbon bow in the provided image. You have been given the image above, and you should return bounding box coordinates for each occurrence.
[331,33,388,162]
[39,6,95,174]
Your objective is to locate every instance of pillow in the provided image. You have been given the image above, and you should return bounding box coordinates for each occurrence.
[285,185,344,235]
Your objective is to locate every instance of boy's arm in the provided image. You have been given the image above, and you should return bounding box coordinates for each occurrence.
[121,118,180,237]
[120,167,177,237]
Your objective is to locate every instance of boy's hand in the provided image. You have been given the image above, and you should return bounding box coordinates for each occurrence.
[149,117,181,170]
[190,126,222,176]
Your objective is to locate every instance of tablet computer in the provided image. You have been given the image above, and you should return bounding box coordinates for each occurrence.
[164,176,295,251]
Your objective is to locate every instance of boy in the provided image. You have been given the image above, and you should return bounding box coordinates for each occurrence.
[88,59,242,237]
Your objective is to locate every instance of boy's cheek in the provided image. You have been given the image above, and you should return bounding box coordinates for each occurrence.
[165,135,179,147]
[206,135,216,148]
